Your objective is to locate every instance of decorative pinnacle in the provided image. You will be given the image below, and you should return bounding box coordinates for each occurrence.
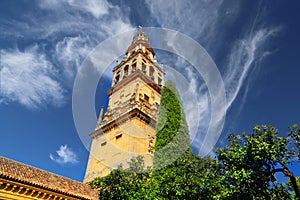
[132,26,148,44]
[126,26,154,55]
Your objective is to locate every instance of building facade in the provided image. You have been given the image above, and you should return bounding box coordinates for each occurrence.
[84,29,164,182]
[0,156,98,200]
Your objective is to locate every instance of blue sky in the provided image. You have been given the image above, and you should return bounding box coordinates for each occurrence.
[0,0,300,182]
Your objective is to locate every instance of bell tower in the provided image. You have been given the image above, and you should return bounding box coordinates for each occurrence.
[84,28,164,182]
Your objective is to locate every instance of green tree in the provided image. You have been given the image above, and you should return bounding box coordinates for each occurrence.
[289,124,300,161]
[216,125,298,199]
[288,124,300,198]
[288,177,300,191]
[150,81,220,199]
[90,156,150,199]
[153,81,190,168]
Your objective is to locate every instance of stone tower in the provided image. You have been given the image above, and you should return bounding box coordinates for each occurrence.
[84,28,164,183]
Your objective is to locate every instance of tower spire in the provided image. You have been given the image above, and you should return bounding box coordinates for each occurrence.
[125,27,155,62]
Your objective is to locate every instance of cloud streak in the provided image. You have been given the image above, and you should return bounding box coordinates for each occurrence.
[224,27,280,112]
[54,35,95,84]
[146,1,280,155]
[49,144,79,164]
[0,0,133,109]
[0,45,64,109]
[146,0,223,43]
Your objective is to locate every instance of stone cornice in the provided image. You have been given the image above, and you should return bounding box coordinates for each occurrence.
[0,177,92,200]
[90,108,157,139]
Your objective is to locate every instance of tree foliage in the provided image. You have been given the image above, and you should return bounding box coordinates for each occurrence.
[289,124,300,161]
[288,177,300,192]
[153,81,190,169]
[90,81,300,199]
[151,81,219,199]
[216,125,298,199]
[90,156,150,199]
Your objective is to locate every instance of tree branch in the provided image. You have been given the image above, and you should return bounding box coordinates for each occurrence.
[273,168,300,199]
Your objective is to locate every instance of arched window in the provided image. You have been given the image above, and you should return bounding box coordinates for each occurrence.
[158,77,162,86]
[142,63,147,74]
[124,65,129,77]
[132,63,136,72]
[149,66,155,81]
[144,94,149,102]
[114,72,120,85]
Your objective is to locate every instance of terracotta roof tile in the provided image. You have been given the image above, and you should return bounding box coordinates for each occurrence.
[0,156,98,200]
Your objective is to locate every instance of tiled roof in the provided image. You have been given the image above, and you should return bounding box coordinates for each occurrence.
[0,156,98,200]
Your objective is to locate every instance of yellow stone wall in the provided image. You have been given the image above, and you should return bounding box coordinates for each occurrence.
[84,77,161,182]
[84,116,156,182]
[108,76,161,112]
[84,30,164,183]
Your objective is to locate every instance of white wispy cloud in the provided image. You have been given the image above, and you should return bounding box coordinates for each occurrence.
[40,0,111,19]
[0,0,133,109]
[224,27,280,112]
[0,45,65,109]
[55,35,95,83]
[49,144,79,164]
[163,57,210,144]
[146,0,224,44]
[183,66,211,142]
[193,27,279,155]
[41,0,133,84]
[38,0,132,38]
[145,0,227,156]
[146,1,280,156]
